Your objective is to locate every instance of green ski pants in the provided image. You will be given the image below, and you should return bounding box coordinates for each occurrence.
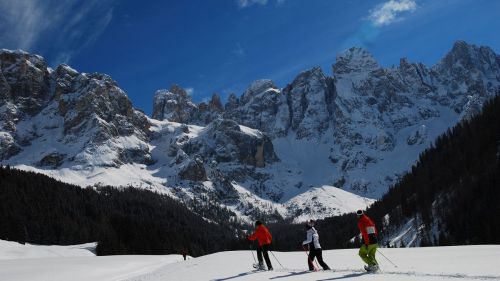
[359,243,378,266]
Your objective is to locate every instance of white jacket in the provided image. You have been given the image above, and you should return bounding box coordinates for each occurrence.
[302,227,321,249]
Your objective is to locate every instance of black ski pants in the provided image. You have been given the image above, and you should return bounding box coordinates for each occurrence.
[308,248,330,270]
[257,243,273,269]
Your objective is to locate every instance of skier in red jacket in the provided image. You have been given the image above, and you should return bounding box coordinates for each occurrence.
[247,220,273,270]
[356,210,379,272]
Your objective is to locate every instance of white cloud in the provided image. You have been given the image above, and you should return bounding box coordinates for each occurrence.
[237,0,284,8]
[185,88,194,96]
[369,0,417,26]
[0,0,114,65]
[238,0,267,8]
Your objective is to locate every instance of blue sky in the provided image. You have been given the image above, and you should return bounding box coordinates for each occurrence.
[1,0,499,115]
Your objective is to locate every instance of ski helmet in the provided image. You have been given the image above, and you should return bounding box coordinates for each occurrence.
[255,220,262,226]
[356,210,364,216]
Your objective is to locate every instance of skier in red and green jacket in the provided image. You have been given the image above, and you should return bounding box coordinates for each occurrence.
[356,210,379,272]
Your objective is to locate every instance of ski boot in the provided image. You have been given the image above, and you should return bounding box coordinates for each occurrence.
[253,262,266,270]
[364,264,379,272]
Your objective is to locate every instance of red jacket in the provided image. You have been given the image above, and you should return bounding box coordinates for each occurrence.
[357,214,378,245]
[248,225,272,246]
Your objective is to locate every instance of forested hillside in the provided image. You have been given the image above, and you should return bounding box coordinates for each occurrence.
[269,93,500,250]
[0,167,245,256]
[367,93,500,246]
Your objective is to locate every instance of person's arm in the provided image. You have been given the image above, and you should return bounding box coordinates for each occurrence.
[302,230,313,245]
[247,226,260,241]
[247,232,256,241]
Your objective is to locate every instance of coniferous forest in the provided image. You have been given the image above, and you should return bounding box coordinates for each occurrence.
[363,93,500,246]
[0,167,245,256]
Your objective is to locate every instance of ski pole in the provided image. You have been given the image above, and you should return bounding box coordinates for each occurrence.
[378,249,398,268]
[270,250,285,269]
[248,243,257,264]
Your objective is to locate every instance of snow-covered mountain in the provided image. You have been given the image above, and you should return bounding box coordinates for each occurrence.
[1,41,499,222]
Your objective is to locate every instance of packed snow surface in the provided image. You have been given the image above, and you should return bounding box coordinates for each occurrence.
[0,240,96,260]
[0,240,498,281]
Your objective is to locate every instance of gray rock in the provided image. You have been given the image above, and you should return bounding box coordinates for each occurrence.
[39,152,66,168]
[179,158,207,181]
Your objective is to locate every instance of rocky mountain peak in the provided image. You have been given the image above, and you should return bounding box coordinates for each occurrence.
[170,84,190,98]
[240,79,278,104]
[292,66,325,82]
[151,85,197,123]
[332,47,379,75]
[208,93,224,112]
[0,50,152,168]
[435,40,500,75]
[225,93,239,111]
[0,49,52,118]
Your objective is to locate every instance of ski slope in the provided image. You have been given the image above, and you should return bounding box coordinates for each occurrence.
[0,240,499,281]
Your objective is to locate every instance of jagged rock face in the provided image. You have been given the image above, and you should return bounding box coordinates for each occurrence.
[180,119,278,167]
[145,41,500,199]
[0,50,152,167]
[435,41,500,78]
[333,47,380,75]
[430,41,500,113]
[0,50,52,116]
[0,50,52,160]
[179,157,207,181]
[196,94,224,125]
[152,85,198,123]
[152,86,224,126]
[283,67,335,139]
[224,80,289,137]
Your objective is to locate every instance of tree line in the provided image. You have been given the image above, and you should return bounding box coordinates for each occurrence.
[0,167,246,256]
[364,93,500,246]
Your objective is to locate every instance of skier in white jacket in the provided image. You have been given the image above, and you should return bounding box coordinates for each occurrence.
[302,220,330,271]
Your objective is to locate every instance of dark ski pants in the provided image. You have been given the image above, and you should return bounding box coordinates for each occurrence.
[257,243,273,270]
[308,248,330,270]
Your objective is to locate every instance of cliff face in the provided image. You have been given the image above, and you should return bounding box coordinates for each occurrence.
[2,41,499,221]
[152,41,500,199]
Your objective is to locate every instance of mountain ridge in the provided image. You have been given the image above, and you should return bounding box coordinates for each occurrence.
[1,41,499,221]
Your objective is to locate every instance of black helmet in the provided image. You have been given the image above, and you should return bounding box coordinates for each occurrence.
[255,220,262,226]
[356,210,364,216]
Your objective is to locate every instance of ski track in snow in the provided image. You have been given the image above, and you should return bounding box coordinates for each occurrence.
[121,246,500,281]
[125,267,500,281]
[1,241,499,281]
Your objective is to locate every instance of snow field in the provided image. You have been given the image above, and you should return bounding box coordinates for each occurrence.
[0,240,185,281]
[122,246,500,281]
[0,239,499,281]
